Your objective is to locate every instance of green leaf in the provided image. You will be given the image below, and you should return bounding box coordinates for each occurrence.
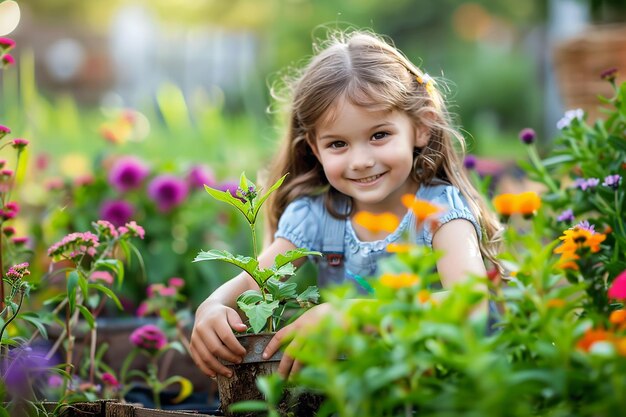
[88,283,123,310]
[94,259,124,287]
[273,249,322,269]
[193,250,259,278]
[67,270,79,314]
[238,300,280,333]
[78,271,89,300]
[19,312,49,339]
[265,278,297,301]
[541,154,576,167]
[229,401,269,413]
[251,174,288,223]
[237,290,265,305]
[608,135,626,153]
[272,263,297,278]
[204,185,250,223]
[297,286,320,306]
[76,305,95,328]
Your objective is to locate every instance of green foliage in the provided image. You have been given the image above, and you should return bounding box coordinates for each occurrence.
[194,172,321,333]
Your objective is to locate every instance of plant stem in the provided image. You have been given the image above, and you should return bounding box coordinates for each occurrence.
[0,290,22,342]
[528,145,560,194]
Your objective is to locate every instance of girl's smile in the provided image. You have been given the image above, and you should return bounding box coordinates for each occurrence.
[309,98,428,216]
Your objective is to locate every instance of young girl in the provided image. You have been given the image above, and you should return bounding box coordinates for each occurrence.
[190,30,502,379]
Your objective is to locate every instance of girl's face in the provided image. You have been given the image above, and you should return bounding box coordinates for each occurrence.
[310,98,428,216]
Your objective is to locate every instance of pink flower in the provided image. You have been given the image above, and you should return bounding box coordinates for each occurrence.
[0,125,10,139]
[0,37,15,51]
[136,301,149,317]
[187,165,216,190]
[11,138,28,150]
[168,277,185,288]
[159,287,177,297]
[147,284,164,297]
[90,271,114,285]
[48,375,64,388]
[118,220,145,239]
[11,237,29,246]
[1,169,13,177]
[129,324,167,351]
[608,270,626,299]
[2,226,15,236]
[101,372,119,387]
[2,54,15,67]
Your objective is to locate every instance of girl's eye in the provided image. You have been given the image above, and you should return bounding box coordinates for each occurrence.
[372,132,389,140]
[329,141,347,149]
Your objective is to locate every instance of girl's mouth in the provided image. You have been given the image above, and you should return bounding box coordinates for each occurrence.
[353,173,384,184]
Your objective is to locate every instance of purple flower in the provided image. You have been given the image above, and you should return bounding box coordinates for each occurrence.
[556,208,575,223]
[574,177,599,191]
[518,128,536,145]
[602,174,621,190]
[147,175,189,212]
[463,154,477,170]
[187,165,216,190]
[576,220,596,234]
[99,200,135,227]
[557,109,584,130]
[216,180,241,200]
[130,324,167,352]
[108,156,149,192]
[1,346,51,388]
[600,67,618,82]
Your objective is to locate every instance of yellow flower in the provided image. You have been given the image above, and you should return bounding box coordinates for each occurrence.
[417,289,430,303]
[615,337,626,357]
[353,211,400,234]
[401,194,442,222]
[554,227,606,255]
[380,272,420,289]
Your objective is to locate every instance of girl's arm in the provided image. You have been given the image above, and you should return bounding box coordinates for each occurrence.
[432,218,488,312]
[190,237,299,377]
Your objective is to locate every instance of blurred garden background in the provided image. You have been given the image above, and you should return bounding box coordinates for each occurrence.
[1,0,625,312]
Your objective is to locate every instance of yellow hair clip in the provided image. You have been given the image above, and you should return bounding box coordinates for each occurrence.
[416,72,435,96]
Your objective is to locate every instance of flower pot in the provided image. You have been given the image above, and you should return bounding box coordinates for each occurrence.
[216,333,323,417]
[216,333,281,417]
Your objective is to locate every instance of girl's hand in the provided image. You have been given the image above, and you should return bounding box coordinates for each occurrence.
[190,302,248,378]
[262,303,334,378]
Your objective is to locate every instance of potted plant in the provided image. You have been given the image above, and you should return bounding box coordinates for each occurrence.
[193,173,320,416]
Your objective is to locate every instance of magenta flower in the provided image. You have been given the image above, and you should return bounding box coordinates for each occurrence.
[600,67,618,82]
[608,270,626,299]
[159,287,177,297]
[0,125,10,139]
[518,128,536,145]
[1,169,12,177]
[2,54,15,67]
[556,208,574,223]
[101,372,120,387]
[187,164,216,190]
[217,180,241,199]
[6,262,30,281]
[90,271,114,285]
[11,138,29,150]
[47,231,99,259]
[136,301,149,317]
[168,277,185,288]
[0,37,15,51]
[108,156,149,192]
[11,236,29,246]
[147,175,188,212]
[99,200,134,227]
[130,324,167,351]
[3,226,15,236]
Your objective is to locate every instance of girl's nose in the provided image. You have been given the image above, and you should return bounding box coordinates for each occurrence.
[349,148,376,171]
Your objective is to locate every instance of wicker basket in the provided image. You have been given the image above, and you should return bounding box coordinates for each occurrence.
[553,24,626,121]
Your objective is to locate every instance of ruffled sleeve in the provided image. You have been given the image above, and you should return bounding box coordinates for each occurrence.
[274,196,324,251]
[419,184,482,248]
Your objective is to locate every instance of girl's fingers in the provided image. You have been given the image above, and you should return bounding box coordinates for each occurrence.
[216,324,247,357]
[277,352,295,378]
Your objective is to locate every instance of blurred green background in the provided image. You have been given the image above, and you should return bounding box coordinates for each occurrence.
[1,0,623,309]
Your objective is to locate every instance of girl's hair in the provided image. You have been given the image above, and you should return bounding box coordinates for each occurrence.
[265,29,503,270]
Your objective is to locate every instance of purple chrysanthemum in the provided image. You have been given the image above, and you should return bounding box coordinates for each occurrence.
[129,324,167,352]
[576,220,596,234]
[147,175,188,212]
[602,174,621,190]
[463,154,477,170]
[574,177,599,191]
[556,208,575,223]
[187,164,216,190]
[99,200,135,227]
[518,128,536,145]
[108,156,149,192]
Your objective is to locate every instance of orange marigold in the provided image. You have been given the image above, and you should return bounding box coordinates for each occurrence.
[517,191,541,216]
[615,337,626,357]
[609,309,626,325]
[492,193,517,216]
[417,289,430,303]
[353,211,400,234]
[380,272,420,289]
[555,227,606,254]
[401,194,442,222]
[577,328,611,352]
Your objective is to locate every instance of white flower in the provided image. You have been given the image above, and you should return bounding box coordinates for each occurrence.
[556,108,584,130]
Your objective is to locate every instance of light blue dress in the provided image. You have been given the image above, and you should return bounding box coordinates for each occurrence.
[274,182,481,287]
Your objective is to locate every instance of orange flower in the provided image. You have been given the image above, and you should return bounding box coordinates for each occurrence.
[615,337,626,357]
[517,191,541,216]
[386,243,414,253]
[577,328,611,352]
[380,272,419,289]
[401,194,442,222]
[546,298,566,308]
[609,309,626,325]
[555,227,606,254]
[492,193,517,217]
[417,289,430,303]
[353,211,400,234]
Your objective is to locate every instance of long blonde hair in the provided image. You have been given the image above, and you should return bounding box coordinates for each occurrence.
[265,30,503,269]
